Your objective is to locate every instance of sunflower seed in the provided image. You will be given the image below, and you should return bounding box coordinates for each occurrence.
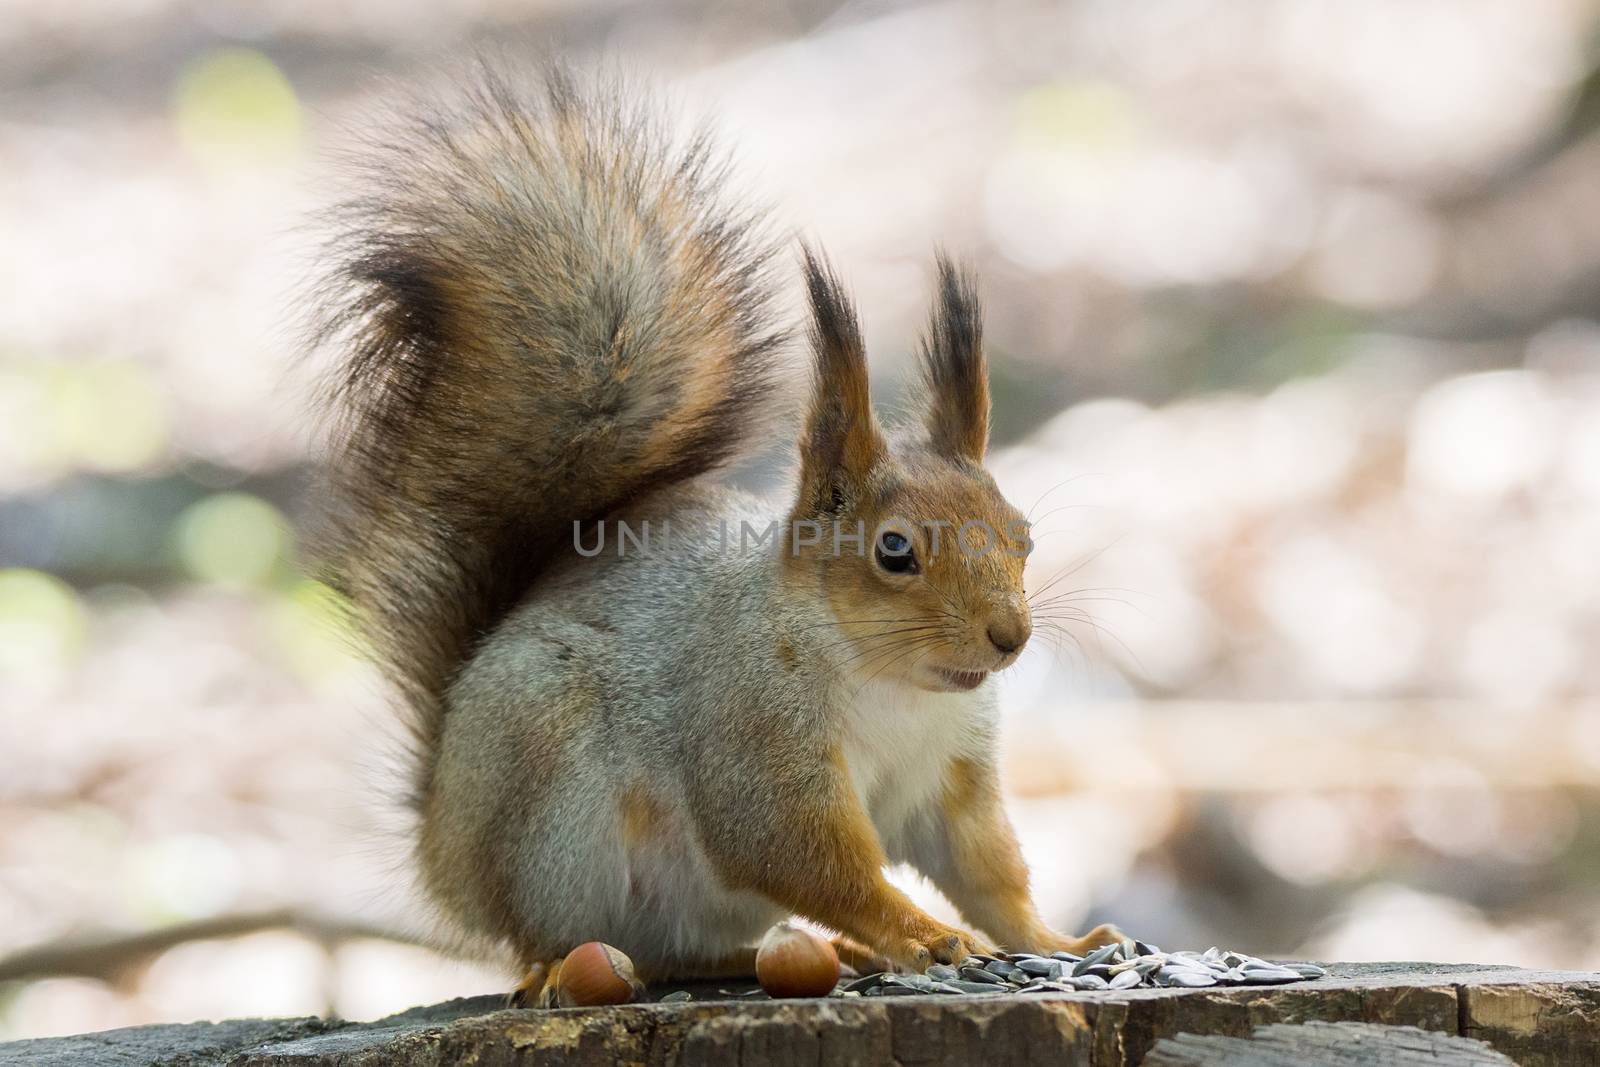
[658,990,693,1003]
[958,965,1006,984]
[984,959,1020,980]
[1072,944,1119,975]
[843,973,886,994]
[1015,958,1062,978]
[817,939,1320,1001]
[1109,969,1143,989]
[1165,971,1218,988]
[1240,966,1304,984]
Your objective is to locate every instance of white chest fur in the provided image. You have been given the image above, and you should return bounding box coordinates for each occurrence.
[840,678,996,848]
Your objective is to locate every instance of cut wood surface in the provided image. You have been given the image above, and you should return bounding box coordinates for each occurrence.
[3,962,1596,1066]
[1143,1021,1517,1066]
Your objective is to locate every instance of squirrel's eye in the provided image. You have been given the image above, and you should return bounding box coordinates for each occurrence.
[874,531,918,574]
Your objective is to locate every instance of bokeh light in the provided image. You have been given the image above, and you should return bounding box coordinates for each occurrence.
[0,569,87,681]
[171,48,302,169]
[173,492,291,587]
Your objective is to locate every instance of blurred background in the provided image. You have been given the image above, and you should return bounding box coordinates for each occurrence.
[4,0,1600,1040]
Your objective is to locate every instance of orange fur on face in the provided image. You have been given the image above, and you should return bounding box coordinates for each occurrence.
[789,453,1034,691]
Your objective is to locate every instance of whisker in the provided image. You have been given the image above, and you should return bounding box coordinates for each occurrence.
[844,634,949,692]
[1032,620,1090,674]
[812,624,948,656]
[931,581,970,621]
[1035,612,1144,674]
[851,639,937,694]
[791,615,947,631]
[1031,584,1149,600]
[1024,538,1124,604]
[1026,501,1098,529]
[830,629,952,676]
[1024,473,1099,523]
[874,641,945,693]
[1029,593,1148,619]
[860,630,950,687]
[812,630,947,662]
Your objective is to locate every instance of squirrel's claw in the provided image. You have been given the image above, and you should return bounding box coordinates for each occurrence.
[894,925,996,971]
[506,960,555,1009]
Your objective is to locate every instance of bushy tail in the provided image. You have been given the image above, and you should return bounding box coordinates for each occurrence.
[311,66,783,801]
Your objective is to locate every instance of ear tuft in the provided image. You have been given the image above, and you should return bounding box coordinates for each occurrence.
[803,245,864,376]
[794,245,885,517]
[919,253,989,462]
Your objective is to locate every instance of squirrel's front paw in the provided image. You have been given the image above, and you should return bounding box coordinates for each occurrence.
[1026,922,1128,957]
[890,922,996,970]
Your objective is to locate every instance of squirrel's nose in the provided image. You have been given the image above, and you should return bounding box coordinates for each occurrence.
[987,618,1030,656]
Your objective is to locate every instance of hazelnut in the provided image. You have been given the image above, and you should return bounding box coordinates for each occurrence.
[755,923,841,998]
[555,942,645,1007]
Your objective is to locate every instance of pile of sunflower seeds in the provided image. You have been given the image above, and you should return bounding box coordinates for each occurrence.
[836,939,1325,997]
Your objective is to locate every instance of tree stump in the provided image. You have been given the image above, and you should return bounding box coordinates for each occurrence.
[2,963,1596,1066]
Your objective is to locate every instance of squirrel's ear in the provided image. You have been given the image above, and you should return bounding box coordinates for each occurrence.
[918,253,989,463]
[795,246,886,515]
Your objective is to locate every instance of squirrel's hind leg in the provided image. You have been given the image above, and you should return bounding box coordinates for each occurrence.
[510,950,757,1007]
[506,958,561,1008]
[508,945,655,1008]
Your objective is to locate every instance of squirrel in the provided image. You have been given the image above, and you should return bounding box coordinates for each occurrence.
[312,65,1123,1005]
